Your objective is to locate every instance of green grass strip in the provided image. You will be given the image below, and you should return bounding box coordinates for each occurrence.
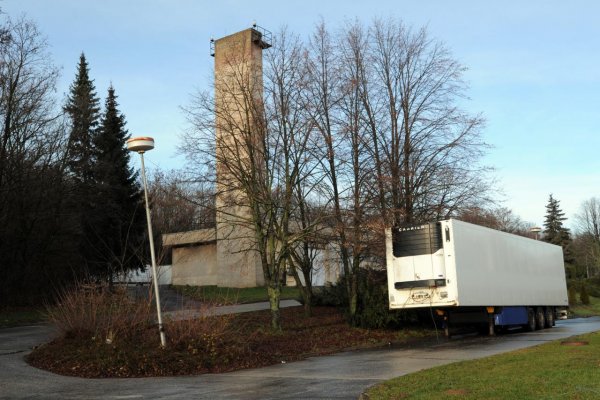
[173,285,301,304]
[366,331,600,400]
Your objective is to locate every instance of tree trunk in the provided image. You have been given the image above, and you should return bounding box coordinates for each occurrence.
[349,274,358,324]
[303,291,313,317]
[267,285,281,331]
[301,267,313,317]
[289,262,313,317]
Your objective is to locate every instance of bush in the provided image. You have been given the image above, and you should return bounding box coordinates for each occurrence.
[580,282,591,305]
[353,269,423,329]
[568,285,578,305]
[46,283,154,344]
[311,282,347,307]
[165,309,233,368]
[583,277,600,298]
[46,283,236,367]
[312,269,424,329]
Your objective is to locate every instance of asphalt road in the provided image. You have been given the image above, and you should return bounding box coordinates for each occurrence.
[2,317,600,399]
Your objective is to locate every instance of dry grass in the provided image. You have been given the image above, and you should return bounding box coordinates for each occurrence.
[46,283,154,344]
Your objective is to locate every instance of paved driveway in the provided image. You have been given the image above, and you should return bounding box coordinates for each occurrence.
[2,317,600,399]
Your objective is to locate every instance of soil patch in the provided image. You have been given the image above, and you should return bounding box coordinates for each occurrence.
[27,306,431,378]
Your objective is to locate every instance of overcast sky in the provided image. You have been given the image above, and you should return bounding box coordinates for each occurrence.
[4,0,599,229]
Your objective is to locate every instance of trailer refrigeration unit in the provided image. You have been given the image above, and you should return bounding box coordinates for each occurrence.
[385,219,569,336]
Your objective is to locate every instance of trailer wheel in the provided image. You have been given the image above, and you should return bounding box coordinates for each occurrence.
[535,307,545,330]
[545,307,554,328]
[525,308,536,331]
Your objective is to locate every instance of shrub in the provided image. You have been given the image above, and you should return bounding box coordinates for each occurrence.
[568,285,578,305]
[353,268,423,329]
[311,282,347,307]
[164,308,233,368]
[580,282,591,305]
[313,269,424,329]
[583,278,600,298]
[46,283,154,344]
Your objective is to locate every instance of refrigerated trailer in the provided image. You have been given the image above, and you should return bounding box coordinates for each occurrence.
[385,219,569,336]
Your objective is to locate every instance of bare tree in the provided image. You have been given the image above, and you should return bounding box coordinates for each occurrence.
[458,206,532,237]
[149,169,215,231]
[363,19,490,226]
[301,19,492,323]
[0,16,77,305]
[575,198,600,242]
[302,21,367,321]
[574,198,600,277]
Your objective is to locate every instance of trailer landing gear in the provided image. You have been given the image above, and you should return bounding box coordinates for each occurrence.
[486,307,495,336]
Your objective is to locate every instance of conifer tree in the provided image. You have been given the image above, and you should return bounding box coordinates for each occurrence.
[543,194,573,263]
[63,53,101,276]
[64,53,100,182]
[92,85,144,281]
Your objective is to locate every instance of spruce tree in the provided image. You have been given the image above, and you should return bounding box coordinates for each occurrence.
[64,53,100,183]
[92,85,144,281]
[63,53,101,277]
[543,194,573,263]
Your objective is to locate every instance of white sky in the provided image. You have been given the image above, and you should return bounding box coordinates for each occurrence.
[4,0,600,230]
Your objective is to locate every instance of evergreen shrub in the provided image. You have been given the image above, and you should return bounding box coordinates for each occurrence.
[568,284,578,305]
[580,282,591,305]
[313,269,425,329]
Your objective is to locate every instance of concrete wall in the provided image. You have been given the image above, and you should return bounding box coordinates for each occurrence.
[171,243,218,286]
[114,265,172,285]
[286,245,342,287]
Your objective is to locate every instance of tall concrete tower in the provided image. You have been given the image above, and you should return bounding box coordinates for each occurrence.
[212,26,271,287]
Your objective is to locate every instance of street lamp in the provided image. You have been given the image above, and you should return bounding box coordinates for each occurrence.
[530,227,542,241]
[127,136,166,348]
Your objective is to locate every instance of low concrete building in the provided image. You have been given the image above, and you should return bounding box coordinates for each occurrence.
[162,229,217,286]
[163,228,341,288]
[114,264,172,285]
[162,228,265,288]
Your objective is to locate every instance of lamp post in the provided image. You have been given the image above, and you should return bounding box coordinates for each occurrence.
[530,227,542,241]
[127,136,166,348]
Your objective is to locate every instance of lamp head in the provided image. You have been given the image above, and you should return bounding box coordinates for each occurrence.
[127,137,155,153]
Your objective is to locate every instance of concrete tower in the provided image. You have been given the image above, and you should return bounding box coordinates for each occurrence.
[212,27,271,287]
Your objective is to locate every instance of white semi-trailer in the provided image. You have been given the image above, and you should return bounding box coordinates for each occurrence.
[385,219,569,336]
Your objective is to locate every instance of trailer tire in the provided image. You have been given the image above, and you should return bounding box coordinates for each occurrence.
[535,307,545,330]
[545,307,554,328]
[526,308,536,331]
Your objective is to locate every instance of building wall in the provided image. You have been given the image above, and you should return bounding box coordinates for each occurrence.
[171,243,218,286]
[115,265,172,285]
[286,244,342,287]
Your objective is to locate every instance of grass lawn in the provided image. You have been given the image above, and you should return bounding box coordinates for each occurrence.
[173,285,301,305]
[0,307,45,328]
[569,296,600,318]
[27,306,432,378]
[366,331,600,400]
